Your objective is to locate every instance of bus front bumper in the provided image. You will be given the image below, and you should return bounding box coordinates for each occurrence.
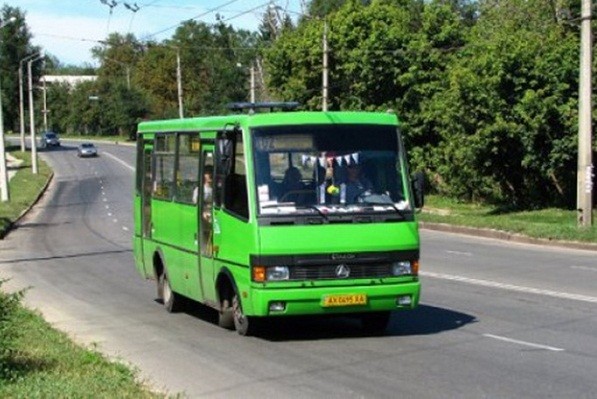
[246,280,421,317]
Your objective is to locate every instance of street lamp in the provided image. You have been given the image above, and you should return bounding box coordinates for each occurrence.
[28,54,43,175]
[0,16,17,202]
[19,52,40,152]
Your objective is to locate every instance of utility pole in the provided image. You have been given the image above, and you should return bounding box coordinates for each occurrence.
[42,77,48,131]
[19,54,38,152]
[578,0,593,226]
[0,16,17,202]
[250,63,256,103]
[176,48,183,118]
[28,55,42,175]
[322,20,329,111]
[0,67,8,201]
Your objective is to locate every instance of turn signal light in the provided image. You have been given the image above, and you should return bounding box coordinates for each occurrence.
[252,266,266,282]
[412,260,419,276]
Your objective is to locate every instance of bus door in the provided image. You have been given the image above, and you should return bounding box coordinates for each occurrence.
[199,147,217,301]
[140,142,153,276]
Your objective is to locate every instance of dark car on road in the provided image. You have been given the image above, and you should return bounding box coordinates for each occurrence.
[77,143,98,157]
[40,131,61,148]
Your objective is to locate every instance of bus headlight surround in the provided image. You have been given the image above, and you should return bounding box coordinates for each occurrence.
[266,266,290,281]
[391,261,413,276]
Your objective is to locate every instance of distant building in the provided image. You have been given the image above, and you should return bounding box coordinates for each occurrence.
[41,75,97,87]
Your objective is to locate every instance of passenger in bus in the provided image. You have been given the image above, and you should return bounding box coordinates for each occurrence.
[345,163,372,204]
[201,166,214,256]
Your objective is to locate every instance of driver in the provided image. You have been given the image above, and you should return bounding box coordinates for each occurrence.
[345,163,372,204]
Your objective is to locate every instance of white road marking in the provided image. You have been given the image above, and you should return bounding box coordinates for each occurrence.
[483,334,564,352]
[571,265,597,273]
[102,198,107,202]
[105,205,109,209]
[122,226,129,231]
[102,151,134,171]
[113,219,118,223]
[446,250,473,256]
[421,271,597,304]
[108,212,112,217]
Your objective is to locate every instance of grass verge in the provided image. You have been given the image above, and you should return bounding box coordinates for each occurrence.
[0,303,162,398]
[0,149,52,238]
[0,149,165,397]
[419,195,597,243]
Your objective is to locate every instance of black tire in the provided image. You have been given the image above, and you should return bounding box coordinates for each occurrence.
[218,298,234,329]
[233,293,258,336]
[159,272,184,313]
[360,311,391,334]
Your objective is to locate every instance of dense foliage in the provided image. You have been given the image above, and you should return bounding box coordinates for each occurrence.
[1,0,595,208]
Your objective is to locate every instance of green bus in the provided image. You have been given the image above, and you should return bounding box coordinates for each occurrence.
[133,103,424,335]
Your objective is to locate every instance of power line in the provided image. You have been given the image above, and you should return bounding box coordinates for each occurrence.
[144,0,242,39]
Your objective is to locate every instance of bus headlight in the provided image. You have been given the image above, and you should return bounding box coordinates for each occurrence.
[266,266,290,281]
[391,261,413,276]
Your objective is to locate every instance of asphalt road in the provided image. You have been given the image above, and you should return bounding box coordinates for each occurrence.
[1,142,596,398]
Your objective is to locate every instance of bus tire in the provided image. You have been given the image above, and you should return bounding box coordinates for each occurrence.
[360,311,391,334]
[232,293,258,336]
[160,272,184,313]
[218,299,234,329]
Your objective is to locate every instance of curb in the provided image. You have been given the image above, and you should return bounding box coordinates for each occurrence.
[420,221,597,252]
[0,171,54,240]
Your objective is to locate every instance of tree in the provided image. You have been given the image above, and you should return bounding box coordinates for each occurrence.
[426,0,580,207]
[0,5,40,133]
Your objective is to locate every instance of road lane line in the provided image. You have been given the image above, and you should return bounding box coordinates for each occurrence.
[421,271,597,304]
[483,334,564,352]
[446,250,472,256]
[122,226,129,231]
[102,151,134,171]
[571,265,597,272]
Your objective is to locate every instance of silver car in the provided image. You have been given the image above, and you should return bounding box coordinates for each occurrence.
[77,143,98,157]
[40,132,60,148]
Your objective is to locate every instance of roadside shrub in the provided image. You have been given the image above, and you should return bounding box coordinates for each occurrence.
[0,279,24,380]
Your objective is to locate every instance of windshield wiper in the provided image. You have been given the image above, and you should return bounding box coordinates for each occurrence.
[358,193,406,219]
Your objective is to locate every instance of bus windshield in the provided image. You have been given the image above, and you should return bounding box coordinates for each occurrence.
[252,124,412,217]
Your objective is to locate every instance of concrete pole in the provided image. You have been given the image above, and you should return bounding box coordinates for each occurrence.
[19,53,40,152]
[18,63,25,151]
[176,48,184,119]
[322,20,329,111]
[28,58,39,174]
[42,77,48,131]
[577,0,593,226]
[250,64,256,103]
[0,74,9,201]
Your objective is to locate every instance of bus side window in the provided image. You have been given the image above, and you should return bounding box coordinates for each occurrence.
[216,129,249,220]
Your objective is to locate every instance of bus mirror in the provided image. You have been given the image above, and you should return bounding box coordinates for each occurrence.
[216,135,233,176]
[412,171,425,209]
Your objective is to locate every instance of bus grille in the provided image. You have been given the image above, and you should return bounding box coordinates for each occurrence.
[289,263,392,280]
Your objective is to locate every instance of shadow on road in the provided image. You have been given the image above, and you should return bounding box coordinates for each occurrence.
[176,302,476,342]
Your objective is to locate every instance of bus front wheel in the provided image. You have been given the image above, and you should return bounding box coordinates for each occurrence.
[232,293,258,336]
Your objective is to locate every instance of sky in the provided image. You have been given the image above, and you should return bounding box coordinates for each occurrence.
[17,0,303,66]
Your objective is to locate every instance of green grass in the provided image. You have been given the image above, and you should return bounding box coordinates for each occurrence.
[0,305,163,398]
[0,150,52,238]
[419,195,597,243]
[0,148,166,397]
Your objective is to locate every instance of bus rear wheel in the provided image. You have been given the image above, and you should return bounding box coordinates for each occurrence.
[232,293,258,336]
[159,272,184,313]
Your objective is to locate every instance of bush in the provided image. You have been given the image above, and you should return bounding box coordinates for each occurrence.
[0,279,25,379]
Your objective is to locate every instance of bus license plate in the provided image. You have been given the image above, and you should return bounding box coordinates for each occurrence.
[322,293,367,307]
